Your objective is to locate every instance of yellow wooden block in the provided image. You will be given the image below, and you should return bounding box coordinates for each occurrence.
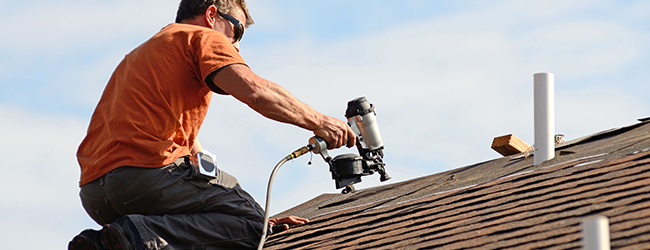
[491,134,531,156]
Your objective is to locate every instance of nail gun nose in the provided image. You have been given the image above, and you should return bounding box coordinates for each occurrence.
[342,184,355,194]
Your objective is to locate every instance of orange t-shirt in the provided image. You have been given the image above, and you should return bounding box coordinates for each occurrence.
[77,23,246,186]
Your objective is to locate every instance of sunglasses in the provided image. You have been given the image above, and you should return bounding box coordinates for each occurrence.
[220,13,244,43]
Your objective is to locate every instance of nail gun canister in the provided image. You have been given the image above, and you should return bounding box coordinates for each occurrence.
[345,97,384,151]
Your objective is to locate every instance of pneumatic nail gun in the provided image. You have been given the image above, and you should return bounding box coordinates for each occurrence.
[257,97,392,249]
[310,97,391,194]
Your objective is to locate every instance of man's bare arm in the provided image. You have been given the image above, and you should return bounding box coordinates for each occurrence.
[191,138,203,155]
[209,64,355,149]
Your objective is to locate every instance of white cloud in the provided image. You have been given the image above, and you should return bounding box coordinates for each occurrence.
[556,86,649,137]
[513,20,647,78]
[0,105,98,248]
[0,106,86,211]
[624,1,650,20]
[245,0,290,31]
[0,0,178,53]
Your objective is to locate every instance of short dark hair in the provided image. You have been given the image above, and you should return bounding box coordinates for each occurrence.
[175,0,254,27]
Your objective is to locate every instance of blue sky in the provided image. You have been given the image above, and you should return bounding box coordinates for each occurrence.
[1,0,649,248]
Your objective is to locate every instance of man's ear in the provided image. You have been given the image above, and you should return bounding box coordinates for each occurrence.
[204,5,218,28]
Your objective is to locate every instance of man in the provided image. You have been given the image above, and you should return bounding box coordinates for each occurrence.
[68,0,356,249]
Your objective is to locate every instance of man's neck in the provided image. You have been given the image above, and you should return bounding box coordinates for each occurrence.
[179,16,209,28]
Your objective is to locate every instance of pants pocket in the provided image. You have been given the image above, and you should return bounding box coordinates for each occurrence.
[121,171,169,214]
[121,163,214,215]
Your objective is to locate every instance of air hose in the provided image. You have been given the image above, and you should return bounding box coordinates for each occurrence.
[257,144,314,250]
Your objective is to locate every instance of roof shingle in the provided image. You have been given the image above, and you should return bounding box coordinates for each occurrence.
[266,119,650,250]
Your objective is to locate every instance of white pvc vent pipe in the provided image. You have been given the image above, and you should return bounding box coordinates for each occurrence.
[582,216,611,250]
[534,73,555,166]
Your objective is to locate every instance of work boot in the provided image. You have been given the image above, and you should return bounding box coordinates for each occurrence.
[68,229,103,250]
[68,224,130,250]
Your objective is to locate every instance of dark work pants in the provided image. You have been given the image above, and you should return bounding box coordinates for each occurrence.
[79,157,268,250]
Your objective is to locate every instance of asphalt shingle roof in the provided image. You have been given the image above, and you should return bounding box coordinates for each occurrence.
[265,118,650,249]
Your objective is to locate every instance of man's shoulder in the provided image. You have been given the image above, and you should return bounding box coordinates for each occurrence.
[162,23,205,32]
[150,23,230,50]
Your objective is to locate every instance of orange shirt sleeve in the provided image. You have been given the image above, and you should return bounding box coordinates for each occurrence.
[193,28,247,92]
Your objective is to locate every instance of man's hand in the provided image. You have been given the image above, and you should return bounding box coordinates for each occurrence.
[269,216,310,231]
[314,116,356,149]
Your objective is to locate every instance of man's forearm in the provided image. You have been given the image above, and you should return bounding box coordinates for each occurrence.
[244,78,323,131]
[211,65,323,131]
[210,64,355,149]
